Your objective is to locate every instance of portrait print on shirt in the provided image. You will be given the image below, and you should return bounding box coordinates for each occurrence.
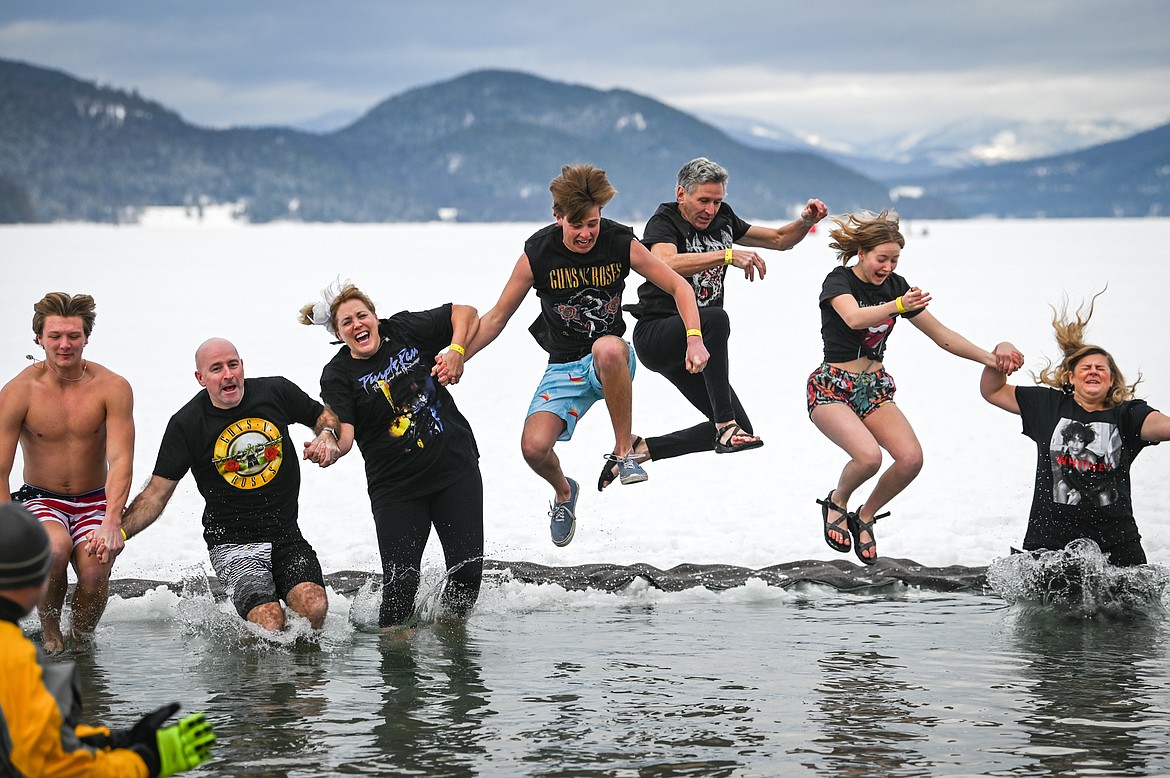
[1049,418,1121,507]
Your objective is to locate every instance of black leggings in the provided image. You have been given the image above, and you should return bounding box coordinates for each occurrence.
[631,307,753,461]
[371,468,484,627]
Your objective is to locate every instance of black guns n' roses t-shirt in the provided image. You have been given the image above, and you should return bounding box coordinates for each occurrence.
[153,377,322,546]
[1016,385,1157,553]
[319,305,479,508]
[524,218,634,363]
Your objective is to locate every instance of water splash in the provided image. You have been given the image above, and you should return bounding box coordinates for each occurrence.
[987,539,1170,618]
[348,579,383,633]
[167,564,352,649]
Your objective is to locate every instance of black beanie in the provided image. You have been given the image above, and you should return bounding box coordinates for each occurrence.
[0,503,51,590]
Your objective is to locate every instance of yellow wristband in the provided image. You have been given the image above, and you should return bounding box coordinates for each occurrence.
[120,528,128,541]
[686,328,703,338]
[723,248,734,266]
[447,343,466,356]
[895,296,908,315]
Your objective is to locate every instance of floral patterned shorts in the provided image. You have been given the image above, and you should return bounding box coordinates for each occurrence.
[806,363,897,419]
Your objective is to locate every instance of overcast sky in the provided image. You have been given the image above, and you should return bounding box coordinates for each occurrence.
[2,1,1168,145]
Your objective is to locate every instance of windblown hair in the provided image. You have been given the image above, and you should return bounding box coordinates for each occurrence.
[1036,289,1139,406]
[549,164,616,223]
[826,210,904,266]
[298,281,377,337]
[677,157,729,194]
[32,292,96,342]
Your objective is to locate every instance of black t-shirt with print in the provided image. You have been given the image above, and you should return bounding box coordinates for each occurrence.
[320,305,479,508]
[524,218,634,363]
[1015,386,1157,552]
[153,376,323,546]
[818,265,921,363]
[626,201,752,321]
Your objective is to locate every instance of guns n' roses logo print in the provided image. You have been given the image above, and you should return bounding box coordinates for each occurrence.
[212,417,284,490]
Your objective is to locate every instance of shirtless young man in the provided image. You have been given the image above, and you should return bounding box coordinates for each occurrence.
[0,292,134,653]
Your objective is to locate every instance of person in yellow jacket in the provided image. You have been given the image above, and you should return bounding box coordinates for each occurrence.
[0,502,216,777]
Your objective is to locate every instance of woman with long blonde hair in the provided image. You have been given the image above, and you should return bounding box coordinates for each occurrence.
[981,291,1170,566]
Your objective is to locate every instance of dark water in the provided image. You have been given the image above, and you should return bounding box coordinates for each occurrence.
[50,569,1170,778]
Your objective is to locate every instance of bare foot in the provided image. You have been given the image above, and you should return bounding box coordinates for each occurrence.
[70,629,96,653]
[40,625,66,656]
[379,625,418,642]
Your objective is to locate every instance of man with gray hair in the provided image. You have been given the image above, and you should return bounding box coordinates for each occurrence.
[608,157,827,488]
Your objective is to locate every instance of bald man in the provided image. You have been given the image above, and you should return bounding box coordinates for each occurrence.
[114,338,341,632]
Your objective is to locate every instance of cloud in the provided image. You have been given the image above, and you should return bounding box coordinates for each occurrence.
[2,0,1168,140]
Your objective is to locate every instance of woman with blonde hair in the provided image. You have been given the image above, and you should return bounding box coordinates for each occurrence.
[808,210,1022,564]
[981,291,1170,565]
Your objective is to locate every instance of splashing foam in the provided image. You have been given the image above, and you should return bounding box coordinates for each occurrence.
[987,539,1170,618]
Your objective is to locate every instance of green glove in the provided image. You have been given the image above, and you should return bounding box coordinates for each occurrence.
[132,712,216,777]
[155,714,216,778]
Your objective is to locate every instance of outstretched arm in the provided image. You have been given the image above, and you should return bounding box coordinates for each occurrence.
[980,342,1024,414]
[649,200,828,283]
[432,304,479,385]
[465,255,534,359]
[303,406,343,467]
[1141,411,1170,442]
[910,311,1024,372]
[630,242,710,373]
[119,475,180,540]
[737,198,828,252]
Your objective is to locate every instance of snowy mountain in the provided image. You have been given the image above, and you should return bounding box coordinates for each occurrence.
[710,114,1145,182]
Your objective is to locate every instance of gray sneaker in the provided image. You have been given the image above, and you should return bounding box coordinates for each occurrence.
[605,453,648,485]
[549,477,579,547]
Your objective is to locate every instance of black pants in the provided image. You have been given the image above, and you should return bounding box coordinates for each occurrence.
[371,468,484,627]
[631,307,753,461]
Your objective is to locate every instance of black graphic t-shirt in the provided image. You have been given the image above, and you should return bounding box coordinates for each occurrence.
[154,377,323,546]
[1016,386,1158,552]
[320,305,479,508]
[818,265,921,363]
[626,201,752,320]
[524,218,634,363]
